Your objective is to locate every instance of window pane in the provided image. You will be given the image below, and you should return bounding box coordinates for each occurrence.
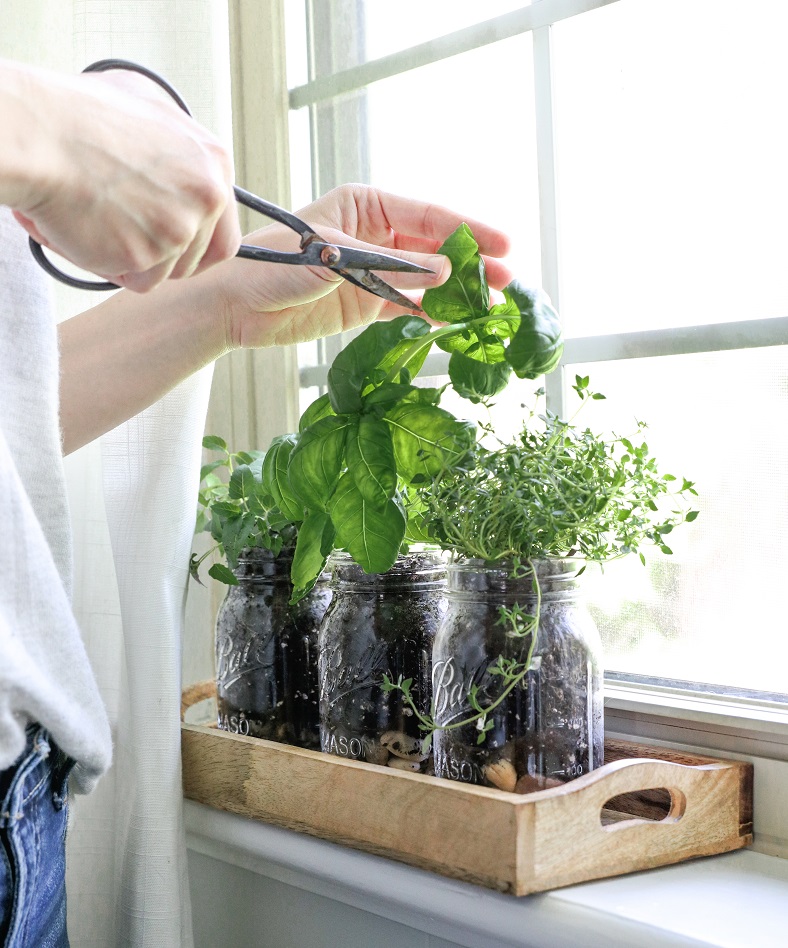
[570,348,788,695]
[362,1,531,62]
[553,0,788,336]
[365,36,541,282]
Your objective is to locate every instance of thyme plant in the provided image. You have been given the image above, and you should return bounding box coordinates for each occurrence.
[384,377,699,750]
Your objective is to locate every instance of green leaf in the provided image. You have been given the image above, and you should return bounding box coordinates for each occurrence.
[202,435,228,452]
[346,414,397,507]
[421,223,490,322]
[386,402,476,483]
[362,382,417,411]
[261,435,304,522]
[199,459,226,481]
[327,316,431,414]
[448,351,512,403]
[290,511,336,601]
[228,464,260,501]
[503,282,563,379]
[208,562,239,586]
[686,510,700,522]
[299,392,336,432]
[329,473,405,574]
[288,415,353,511]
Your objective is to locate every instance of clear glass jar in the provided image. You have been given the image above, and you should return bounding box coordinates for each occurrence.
[318,552,446,771]
[215,548,331,749]
[432,558,603,792]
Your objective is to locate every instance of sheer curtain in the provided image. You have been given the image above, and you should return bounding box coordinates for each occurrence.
[2,2,231,945]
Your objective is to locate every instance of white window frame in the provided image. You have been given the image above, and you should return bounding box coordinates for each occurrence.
[226,0,788,856]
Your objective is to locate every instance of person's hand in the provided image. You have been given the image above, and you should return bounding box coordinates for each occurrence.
[211,184,513,350]
[6,62,241,292]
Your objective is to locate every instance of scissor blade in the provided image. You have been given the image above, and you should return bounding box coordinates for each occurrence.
[333,245,434,274]
[338,268,423,312]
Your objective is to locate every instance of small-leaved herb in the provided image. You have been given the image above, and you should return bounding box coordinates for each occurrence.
[191,435,299,585]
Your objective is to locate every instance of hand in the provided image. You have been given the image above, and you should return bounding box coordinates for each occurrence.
[7,62,241,292]
[213,184,514,350]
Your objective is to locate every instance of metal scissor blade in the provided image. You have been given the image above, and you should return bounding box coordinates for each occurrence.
[332,246,434,274]
[338,268,423,312]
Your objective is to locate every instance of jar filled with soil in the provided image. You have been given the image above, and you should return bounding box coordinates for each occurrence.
[318,552,446,772]
[215,548,331,749]
[432,558,603,792]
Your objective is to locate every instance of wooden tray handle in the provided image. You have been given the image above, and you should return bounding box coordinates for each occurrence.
[181,679,216,722]
[554,757,729,834]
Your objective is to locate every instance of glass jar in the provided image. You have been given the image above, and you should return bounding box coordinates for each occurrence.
[318,552,446,771]
[215,548,331,749]
[432,558,603,792]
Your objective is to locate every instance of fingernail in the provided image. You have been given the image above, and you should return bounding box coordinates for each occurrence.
[431,255,452,284]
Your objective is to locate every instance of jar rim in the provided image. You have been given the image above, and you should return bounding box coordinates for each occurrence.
[328,551,446,588]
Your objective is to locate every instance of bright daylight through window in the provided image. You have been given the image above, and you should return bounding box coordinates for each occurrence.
[286,0,788,698]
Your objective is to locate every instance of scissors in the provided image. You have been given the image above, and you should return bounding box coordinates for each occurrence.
[28,59,430,312]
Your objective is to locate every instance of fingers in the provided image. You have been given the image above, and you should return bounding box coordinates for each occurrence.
[367,188,512,258]
[391,232,514,290]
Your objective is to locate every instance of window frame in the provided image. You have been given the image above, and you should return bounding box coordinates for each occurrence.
[226,0,788,855]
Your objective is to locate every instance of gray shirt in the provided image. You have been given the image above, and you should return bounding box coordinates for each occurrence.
[0,206,111,792]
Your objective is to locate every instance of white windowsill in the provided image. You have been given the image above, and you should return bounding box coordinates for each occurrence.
[185,801,787,948]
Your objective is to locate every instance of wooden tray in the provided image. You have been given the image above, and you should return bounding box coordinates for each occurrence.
[181,705,752,896]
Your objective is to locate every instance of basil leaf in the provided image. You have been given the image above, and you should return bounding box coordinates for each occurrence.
[287,415,353,511]
[261,435,304,522]
[421,223,490,323]
[386,402,476,483]
[346,414,397,508]
[299,392,335,432]
[448,351,512,403]
[362,382,417,411]
[328,316,431,414]
[329,473,405,574]
[503,281,563,379]
[290,510,335,602]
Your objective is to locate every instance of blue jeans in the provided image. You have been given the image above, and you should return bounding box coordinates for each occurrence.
[0,726,73,948]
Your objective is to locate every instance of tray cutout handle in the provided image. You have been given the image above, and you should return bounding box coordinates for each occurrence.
[601,786,687,830]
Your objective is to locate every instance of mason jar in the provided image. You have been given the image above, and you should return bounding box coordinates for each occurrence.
[318,552,446,771]
[432,558,603,792]
[215,548,331,748]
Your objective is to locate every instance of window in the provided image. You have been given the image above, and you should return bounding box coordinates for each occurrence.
[282,0,788,703]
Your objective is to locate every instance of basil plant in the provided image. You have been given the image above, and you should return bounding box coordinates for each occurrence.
[261,224,564,601]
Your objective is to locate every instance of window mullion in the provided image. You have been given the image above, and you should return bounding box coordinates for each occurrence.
[533,22,566,419]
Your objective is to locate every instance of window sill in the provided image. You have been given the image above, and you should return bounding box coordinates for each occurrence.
[185,800,786,948]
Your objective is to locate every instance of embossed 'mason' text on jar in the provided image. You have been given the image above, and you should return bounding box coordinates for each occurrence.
[432,558,603,793]
[318,552,446,771]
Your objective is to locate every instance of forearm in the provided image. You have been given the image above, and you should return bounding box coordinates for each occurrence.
[58,276,232,454]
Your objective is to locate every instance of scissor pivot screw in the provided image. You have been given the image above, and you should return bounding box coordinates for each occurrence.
[320,245,342,266]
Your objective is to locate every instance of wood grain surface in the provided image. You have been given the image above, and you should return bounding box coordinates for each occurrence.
[181,724,753,896]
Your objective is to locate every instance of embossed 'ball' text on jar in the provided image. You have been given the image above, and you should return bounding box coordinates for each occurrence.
[318,552,446,772]
[432,558,603,793]
[215,548,331,749]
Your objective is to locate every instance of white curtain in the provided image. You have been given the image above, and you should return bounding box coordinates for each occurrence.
[3,2,231,945]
